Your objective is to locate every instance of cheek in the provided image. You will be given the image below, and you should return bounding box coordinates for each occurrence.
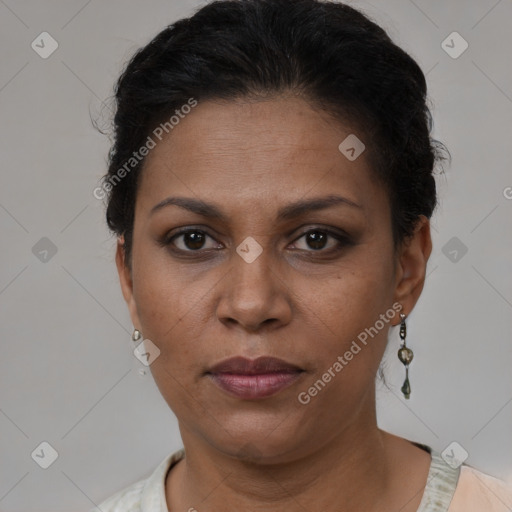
[131,258,185,354]
[133,266,204,410]
[295,275,393,415]
[131,252,221,373]
[311,284,389,361]
[319,247,394,316]
[302,251,395,368]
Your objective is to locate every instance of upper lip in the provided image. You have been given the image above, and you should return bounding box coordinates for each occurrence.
[207,356,303,375]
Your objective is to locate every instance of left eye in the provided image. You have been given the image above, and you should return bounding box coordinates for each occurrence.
[290,229,347,251]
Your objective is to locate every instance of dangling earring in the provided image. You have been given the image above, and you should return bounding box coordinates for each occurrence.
[397,313,414,399]
[132,328,142,342]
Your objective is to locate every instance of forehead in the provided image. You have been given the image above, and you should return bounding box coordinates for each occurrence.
[136,96,385,219]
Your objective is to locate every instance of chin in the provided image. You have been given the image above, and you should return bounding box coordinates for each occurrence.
[206,420,306,464]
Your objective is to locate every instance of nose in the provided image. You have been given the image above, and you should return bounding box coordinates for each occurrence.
[216,242,293,333]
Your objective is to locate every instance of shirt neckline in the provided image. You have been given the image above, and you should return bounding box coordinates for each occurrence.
[142,443,461,512]
[413,442,461,512]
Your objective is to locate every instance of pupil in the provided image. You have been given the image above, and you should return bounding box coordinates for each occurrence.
[185,232,205,250]
[307,231,326,250]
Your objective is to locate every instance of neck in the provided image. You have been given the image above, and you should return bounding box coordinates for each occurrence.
[168,407,397,512]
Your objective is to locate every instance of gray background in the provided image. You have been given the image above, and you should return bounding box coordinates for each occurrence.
[1,0,511,510]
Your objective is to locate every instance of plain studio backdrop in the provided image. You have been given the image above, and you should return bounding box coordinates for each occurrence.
[1,1,511,511]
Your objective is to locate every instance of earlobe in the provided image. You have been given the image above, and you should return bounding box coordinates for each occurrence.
[392,216,432,323]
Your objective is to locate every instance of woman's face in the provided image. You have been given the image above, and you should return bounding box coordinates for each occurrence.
[117,96,430,461]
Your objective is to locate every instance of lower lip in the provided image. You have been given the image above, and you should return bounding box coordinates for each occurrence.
[208,372,303,400]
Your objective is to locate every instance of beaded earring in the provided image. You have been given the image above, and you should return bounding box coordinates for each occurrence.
[397,313,414,399]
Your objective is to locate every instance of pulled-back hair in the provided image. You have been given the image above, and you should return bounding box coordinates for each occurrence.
[100,0,448,268]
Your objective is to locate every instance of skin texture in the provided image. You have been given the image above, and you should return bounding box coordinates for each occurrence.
[116,95,433,512]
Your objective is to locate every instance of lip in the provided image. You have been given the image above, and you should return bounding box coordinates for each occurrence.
[206,356,304,400]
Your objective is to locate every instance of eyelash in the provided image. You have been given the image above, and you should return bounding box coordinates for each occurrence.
[159,226,353,256]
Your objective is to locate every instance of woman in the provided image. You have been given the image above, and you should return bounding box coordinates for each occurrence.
[93,0,512,510]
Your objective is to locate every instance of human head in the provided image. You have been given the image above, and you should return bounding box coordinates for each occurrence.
[101,0,446,462]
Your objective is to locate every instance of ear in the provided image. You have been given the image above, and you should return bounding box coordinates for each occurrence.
[392,215,432,325]
[115,236,142,331]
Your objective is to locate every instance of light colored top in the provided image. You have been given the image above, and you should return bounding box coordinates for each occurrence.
[91,444,512,512]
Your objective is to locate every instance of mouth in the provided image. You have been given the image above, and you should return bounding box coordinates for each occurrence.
[206,356,305,400]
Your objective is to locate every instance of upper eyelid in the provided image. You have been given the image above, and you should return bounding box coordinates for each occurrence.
[167,228,220,245]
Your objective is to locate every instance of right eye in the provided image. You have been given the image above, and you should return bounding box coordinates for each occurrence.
[164,228,223,252]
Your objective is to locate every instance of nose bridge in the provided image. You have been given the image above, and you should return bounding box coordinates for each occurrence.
[231,235,275,299]
[216,234,291,330]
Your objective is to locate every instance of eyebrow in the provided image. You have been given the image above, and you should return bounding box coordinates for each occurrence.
[150,194,362,221]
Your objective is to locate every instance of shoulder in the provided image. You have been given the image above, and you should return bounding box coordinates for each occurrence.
[449,464,512,512]
[90,448,185,512]
[90,479,146,512]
